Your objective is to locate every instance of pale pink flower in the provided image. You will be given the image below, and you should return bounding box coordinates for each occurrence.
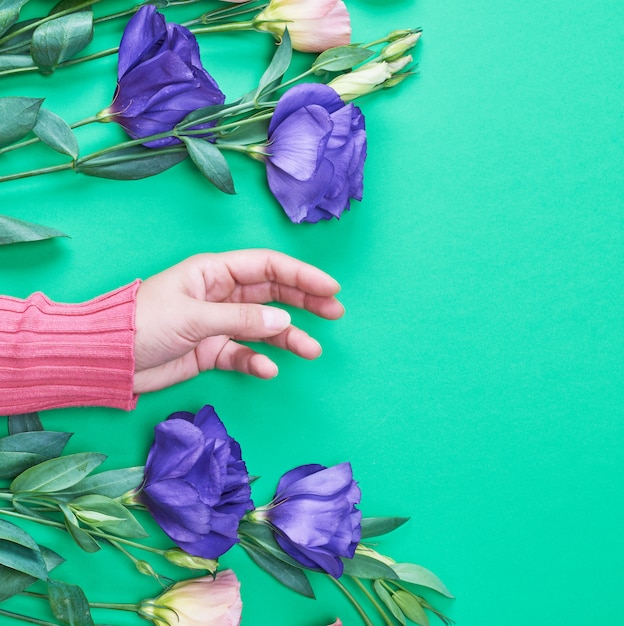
[139,570,242,626]
[328,620,343,626]
[253,0,351,52]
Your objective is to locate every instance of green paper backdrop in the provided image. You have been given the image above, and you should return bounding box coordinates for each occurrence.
[1,0,623,624]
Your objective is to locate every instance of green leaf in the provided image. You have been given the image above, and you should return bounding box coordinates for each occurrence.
[48,580,95,626]
[48,0,94,15]
[0,0,30,37]
[238,521,305,570]
[0,519,48,579]
[256,28,292,99]
[0,54,33,70]
[312,45,375,73]
[0,18,38,53]
[177,102,233,129]
[182,136,235,194]
[0,431,72,457]
[360,516,410,539]
[76,145,187,180]
[216,118,269,146]
[0,96,43,148]
[0,451,47,479]
[62,466,143,499]
[341,552,398,580]
[374,580,406,626]
[31,11,93,72]
[0,429,73,479]
[10,452,107,494]
[240,542,315,598]
[391,562,454,598]
[0,214,68,245]
[8,412,44,434]
[33,108,79,157]
[0,545,64,602]
[59,503,100,553]
[392,589,429,626]
[70,494,147,538]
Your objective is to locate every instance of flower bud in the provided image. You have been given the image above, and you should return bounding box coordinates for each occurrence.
[380,31,421,61]
[328,63,393,102]
[164,548,218,573]
[135,559,159,578]
[139,570,242,626]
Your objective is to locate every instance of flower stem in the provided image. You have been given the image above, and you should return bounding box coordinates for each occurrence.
[350,577,396,626]
[21,591,139,613]
[0,608,59,626]
[189,20,255,36]
[0,163,73,184]
[328,576,375,626]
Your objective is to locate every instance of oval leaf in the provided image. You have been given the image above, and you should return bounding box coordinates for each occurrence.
[240,542,314,598]
[392,562,454,598]
[10,452,106,494]
[62,466,143,499]
[8,412,44,434]
[0,214,68,245]
[70,494,147,538]
[0,97,43,148]
[0,451,48,479]
[0,545,64,602]
[0,0,30,37]
[31,10,93,71]
[0,54,33,70]
[256,29,292,99]
[313,45,375,73]
[76,145,187,180]
[341,552,398,580]
[0,520,48,580]
[360,516,410,539]
[48,580,95,626]
[33,107,79,157]
[182,136,235,194]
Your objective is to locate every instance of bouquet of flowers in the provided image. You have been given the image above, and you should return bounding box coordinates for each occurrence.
[0,0,419,240]
[0,407,453,625]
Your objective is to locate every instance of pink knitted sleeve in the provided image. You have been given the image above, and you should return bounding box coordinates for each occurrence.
[0,280,141,415]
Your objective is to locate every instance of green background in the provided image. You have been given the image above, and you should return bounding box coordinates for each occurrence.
[1,0,623,624]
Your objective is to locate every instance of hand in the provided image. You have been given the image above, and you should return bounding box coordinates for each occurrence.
[133,249,344,394]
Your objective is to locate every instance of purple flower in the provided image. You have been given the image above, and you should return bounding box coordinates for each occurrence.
[264,83,367,224]
[255,462,361,578]
[105,5,225,147]
[140,405,253,559]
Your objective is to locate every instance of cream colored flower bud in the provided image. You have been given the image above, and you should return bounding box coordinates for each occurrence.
[328,62,393,102]
[380,31,421,61]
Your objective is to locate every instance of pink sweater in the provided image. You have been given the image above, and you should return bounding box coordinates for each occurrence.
[0,281,140,415]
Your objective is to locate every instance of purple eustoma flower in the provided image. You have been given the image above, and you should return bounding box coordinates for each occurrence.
[104,5,225,147]
[140,405,253,559]
[264,83,367,224]
[254,462,361,578]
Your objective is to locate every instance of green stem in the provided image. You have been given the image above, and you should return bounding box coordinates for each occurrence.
[21,591,138,613]
[0,163,73,184]
[351,577,396,626]
[328,576,375,626]
[0,608,59,626]
[189,20,255,36]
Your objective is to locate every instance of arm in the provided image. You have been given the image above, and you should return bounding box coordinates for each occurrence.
[0,250,343,414]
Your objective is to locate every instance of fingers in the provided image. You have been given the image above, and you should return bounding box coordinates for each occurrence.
[198,249,342,297]
[184,299,292,342]
[235,282,345,319]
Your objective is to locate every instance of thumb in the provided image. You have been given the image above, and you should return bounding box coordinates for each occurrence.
[184,300,291,340]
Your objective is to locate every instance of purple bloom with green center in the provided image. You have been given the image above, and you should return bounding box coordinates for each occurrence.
[256,462,361,578]
[264,83,367,224]
[106,5,225,147]
[140,405,253,559]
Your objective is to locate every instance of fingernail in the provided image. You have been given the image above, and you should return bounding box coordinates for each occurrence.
[262,307,291,331]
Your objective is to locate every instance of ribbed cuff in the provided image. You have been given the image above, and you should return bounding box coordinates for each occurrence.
[0,280,141,415]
